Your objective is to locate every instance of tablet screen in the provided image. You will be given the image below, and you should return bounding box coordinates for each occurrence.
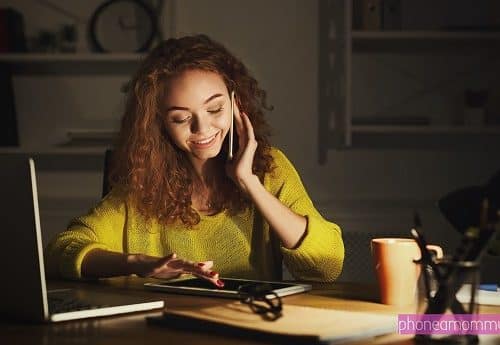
[144,277,312,299]
[157,278,296,292]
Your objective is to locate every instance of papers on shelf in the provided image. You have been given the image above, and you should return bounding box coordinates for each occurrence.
[63,129,118,146]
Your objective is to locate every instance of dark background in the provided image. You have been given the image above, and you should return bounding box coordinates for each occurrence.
[1,0,498,282]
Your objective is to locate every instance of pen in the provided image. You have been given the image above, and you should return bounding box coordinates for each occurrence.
[410,212,439,302]
[465,200,499,261]
[411,228,434,265]
[411,213,439,273]
[479,199,488,230]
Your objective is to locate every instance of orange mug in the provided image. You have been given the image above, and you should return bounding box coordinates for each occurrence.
[371,238,443,306]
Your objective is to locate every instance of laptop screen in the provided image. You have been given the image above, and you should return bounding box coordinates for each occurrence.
[0,156,49,321]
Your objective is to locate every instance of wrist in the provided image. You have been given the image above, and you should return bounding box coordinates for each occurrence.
[238,174,261,193]
[126,253,143,275]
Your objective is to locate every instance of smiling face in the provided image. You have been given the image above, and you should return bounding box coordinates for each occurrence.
[163,69,231,164]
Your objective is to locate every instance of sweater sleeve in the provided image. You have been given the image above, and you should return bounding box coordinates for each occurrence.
[266,148,344,282]
[44,189,127,280]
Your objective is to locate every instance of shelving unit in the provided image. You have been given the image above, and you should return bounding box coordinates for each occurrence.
[1,53,137,156]
[0,53,144,63]
[0,146,110,155]
[351,31,500,40]
[2,52,144,75]
[318,0,500,164]
[352,125,500,135]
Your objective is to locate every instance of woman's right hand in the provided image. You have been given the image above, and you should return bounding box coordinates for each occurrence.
[129,253,224,287]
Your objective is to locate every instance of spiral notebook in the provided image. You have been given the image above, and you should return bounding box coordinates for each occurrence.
[147,301,397,344]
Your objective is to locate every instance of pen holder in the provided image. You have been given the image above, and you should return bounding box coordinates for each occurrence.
[416,259,480,345]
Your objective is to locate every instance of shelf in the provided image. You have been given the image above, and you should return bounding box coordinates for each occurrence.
[351,30,500,40]
[0,146,110,155]
[1,53,144,74]
[352,125,500,135]
[66,129,118,141]
[349,125,500,150]
[318,1,500,161]
[0,53,145,63]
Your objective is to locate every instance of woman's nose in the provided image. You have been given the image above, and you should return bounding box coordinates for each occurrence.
[191,115,211,134]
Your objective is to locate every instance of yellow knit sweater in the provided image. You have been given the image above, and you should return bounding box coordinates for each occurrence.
[45,148,344,282]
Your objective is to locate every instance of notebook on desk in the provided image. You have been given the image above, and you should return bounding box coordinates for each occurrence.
[0,156,165,322]
[147,302,397,344]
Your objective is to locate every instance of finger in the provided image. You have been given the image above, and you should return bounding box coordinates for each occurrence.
[156,253,177,268]
[185,268,219,280]
[186,260,218,277]
[196,260,214,271]
[187,263,222,285]
[151,263,183,277]
[167,258,194,270]
[152,271,182,280]
[169,259,214,277]
[166,258,221,285]
[191,272,224,288]
[232,102,247,150]
[238,113,258,163]
[194,261,215,278]
[241,112,256,142]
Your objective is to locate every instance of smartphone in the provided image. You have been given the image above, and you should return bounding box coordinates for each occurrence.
[228,90,235,160]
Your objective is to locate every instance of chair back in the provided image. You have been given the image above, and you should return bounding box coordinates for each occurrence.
[102,149,113,197]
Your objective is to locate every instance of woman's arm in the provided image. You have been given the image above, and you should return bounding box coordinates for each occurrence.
[44,189,130,279]
[226,112,305,248]
[45,190,222,285]
[262,148,344,282]
[81,249,135,278]
[227,108,344,282]
[242,175,306,249]
[82,249,222,285]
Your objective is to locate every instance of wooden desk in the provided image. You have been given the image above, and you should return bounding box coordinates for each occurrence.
[1,278,498,345]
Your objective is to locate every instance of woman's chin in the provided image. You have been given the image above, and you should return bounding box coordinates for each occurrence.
[191,145,223,161]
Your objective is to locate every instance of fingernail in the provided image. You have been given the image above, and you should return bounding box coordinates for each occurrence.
[216,279,224,287]
[209,271,218,276]
[197,262,205,267]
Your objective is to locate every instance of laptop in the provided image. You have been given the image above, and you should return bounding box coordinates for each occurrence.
[0,156,165,322]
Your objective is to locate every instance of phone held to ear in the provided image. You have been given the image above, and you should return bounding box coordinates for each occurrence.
[228,91,235,160]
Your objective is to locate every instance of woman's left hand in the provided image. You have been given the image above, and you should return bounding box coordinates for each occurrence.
[225,101,260,194]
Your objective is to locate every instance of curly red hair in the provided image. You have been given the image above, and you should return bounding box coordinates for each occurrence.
[110,35,274,226]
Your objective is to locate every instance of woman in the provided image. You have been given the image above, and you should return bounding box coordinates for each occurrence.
[46,35,344,287]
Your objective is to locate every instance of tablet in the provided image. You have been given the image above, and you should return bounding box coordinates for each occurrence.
[144,277,312,299]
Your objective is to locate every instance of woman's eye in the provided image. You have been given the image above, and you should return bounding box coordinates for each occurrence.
[208,107,223,114]
[173,117,189,124]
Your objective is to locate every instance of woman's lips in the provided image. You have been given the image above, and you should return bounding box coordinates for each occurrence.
[190,131,219,149]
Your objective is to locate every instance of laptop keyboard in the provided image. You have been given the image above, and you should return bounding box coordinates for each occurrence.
[49,295,108,313]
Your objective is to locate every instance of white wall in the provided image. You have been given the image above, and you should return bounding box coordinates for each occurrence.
[3,0,498,282]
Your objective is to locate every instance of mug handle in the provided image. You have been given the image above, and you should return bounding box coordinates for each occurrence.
[426,245,443,259]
